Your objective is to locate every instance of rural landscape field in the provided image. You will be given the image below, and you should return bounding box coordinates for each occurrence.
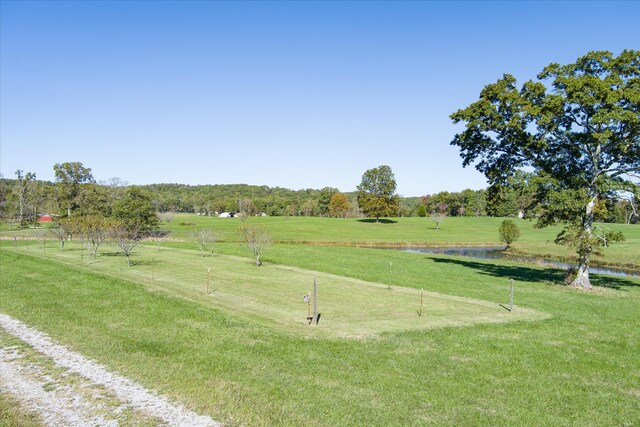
[1,215,639,425]
[2,2,639,426]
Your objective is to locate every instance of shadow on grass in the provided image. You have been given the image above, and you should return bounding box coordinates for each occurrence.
[430,257,639,290]
[100,251,148,267]
[357,218,398,224]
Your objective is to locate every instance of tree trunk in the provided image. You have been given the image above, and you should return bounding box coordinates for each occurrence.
[570,196,595,290]
[18,196,25,226]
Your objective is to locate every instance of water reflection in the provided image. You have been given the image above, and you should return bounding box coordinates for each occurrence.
[394,246,640,278]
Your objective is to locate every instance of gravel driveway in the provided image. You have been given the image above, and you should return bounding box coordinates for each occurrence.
[0,313,219,427]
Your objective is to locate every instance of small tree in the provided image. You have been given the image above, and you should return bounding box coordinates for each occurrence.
[38,231,48,253]
[329,193,350,218]
[157,211,175,224]
[238,198,257,217]
[318,187,339,216]
[50,218,74,250]
[301,199,317,216]
[431,213,445,231]
[49,223,67,251]
[149,229,168,251]
[417,204,427,217]
[109,221,141,267]
[76,214,110,258]
[240,224,271,266]
[498,219,521,249]
[191,228,218,257]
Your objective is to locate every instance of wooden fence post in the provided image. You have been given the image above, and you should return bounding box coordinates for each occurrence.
[313,279,318,323]
[509,279,514,312]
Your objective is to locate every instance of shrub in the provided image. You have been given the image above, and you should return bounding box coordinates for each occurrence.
[499,219,521,248]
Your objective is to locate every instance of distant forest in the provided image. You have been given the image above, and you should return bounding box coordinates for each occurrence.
[0,175,637,224]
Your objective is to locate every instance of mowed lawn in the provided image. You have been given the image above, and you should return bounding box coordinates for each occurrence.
[4,215,639,267]
[1,232,639,426]
[163,215,640,268]
[0,243,546,339]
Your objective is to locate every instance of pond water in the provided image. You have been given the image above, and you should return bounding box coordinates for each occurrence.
[390,246,640,278]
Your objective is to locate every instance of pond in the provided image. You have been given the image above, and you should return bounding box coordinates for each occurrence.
[390,246,640,278]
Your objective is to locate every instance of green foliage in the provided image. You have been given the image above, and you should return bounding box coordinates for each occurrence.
[356,165,400,221]
[13,170,37,227]
[451,49,639,203]
[423,189,487,217]
[142,183,343,216]
[498,219,521,247]
[318,187,339,216]
[417,204,427,217]
[555,224,626,255]
[451,50,640,288]
[53,162,94,216]
[111,187,158,233]
[328,192,350,218]
[73,214,112,258]
[74,184,111,217]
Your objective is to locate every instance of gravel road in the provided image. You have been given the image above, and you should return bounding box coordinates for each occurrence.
[0,313,219,427]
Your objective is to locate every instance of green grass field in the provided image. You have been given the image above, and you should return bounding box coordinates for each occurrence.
[1,216,639,425]
[163,215,640,268]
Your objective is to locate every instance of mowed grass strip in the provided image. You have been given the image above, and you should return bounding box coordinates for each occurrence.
[0,243,546,338]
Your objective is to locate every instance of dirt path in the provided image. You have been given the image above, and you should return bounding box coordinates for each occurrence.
[0,313,218,427]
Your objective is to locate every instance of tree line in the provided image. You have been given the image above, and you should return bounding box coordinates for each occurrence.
[1,168,636,225]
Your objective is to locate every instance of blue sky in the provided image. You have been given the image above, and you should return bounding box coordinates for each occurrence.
[1,1,638,196]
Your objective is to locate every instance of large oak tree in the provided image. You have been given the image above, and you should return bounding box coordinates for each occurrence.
[53,162,94,217]
[451,50,639,289]
[357,165,400,222]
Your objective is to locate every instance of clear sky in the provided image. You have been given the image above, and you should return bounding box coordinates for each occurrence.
[1,1,638,196]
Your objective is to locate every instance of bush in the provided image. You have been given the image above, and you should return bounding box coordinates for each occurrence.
[498,219,521,248]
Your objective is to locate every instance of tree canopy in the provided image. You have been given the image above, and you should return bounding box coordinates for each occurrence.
[451,50,640,289]
[329,192,350,218]
[53,161,94,217]
[111,187,159,233]
[356,165,400,221]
